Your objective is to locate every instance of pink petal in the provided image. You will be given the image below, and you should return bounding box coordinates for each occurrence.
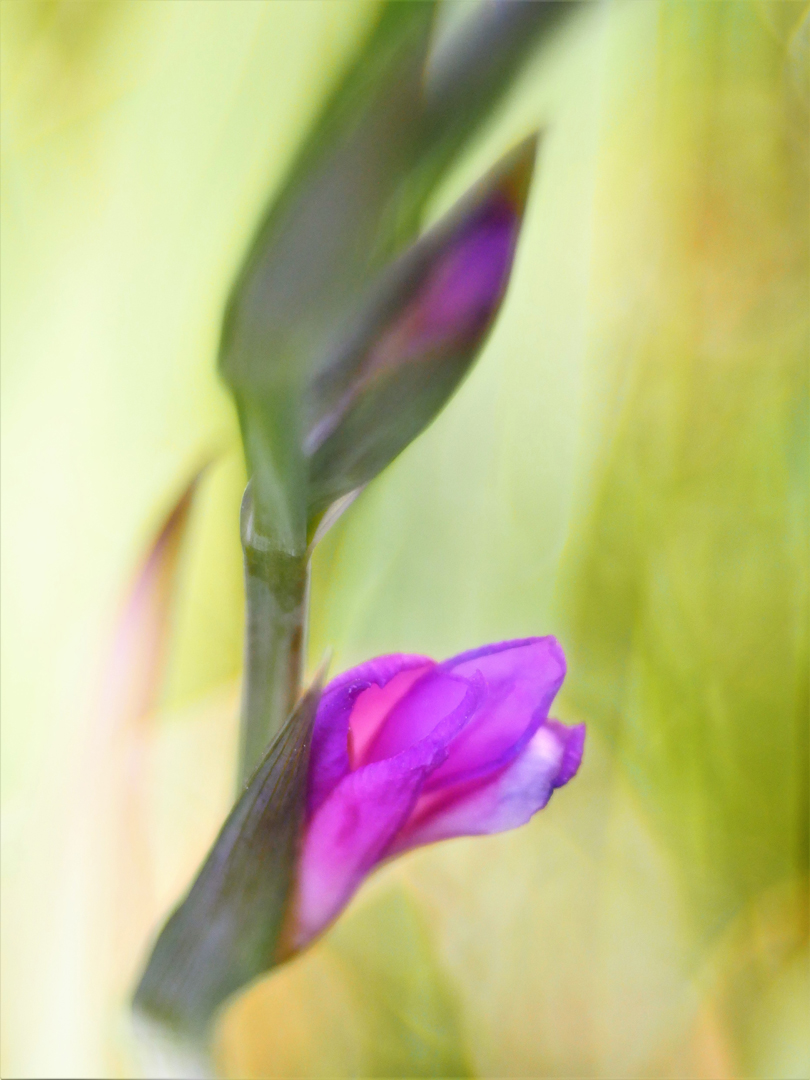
[428,636,566,786]
[307,654,432,817]
[348,665,433,767]
[363,637,565,786]
[292,680,482,949]
[389,720,586,856]
[360,668,473,764]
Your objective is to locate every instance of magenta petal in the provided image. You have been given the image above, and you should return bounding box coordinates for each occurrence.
[389,720,586,856]
[370,200,519,362]
[359,638,564,781]
[361,668,473,763]
[349,665,434,767]
[426,637,566,788]
[307,654,432,817]
[547,719,586,788]
[291,681,482,949]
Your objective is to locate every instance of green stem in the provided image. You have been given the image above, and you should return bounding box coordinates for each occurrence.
[237,487,309,788]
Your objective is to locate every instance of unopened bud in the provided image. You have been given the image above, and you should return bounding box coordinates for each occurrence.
[305,134,537,517]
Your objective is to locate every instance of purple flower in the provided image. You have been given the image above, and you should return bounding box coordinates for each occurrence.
[286,637,584,951]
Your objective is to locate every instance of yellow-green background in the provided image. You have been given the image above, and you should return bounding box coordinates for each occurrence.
[1,2,807,1077]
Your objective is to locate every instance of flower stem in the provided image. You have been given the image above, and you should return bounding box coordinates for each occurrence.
[237,486,309,789]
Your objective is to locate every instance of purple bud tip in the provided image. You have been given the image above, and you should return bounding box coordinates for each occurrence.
[411,200,519,337]
[366,138,536,376]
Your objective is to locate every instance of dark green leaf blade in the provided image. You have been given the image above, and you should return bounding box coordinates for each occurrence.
[133,674,323,1041]
[219,5,435,546]
[423,1,579,168]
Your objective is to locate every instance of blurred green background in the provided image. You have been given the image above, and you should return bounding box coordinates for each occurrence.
[1,2,807,1077]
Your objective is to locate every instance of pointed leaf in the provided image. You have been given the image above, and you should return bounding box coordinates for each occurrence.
[219,5,435,545]
[133,673,323,1040]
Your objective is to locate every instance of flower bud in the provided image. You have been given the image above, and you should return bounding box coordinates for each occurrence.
[285,636,584,952]
[305,135,537,518]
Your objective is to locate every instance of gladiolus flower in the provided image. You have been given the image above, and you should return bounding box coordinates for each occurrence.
[133,636,583,1034]
[287,636,584,951]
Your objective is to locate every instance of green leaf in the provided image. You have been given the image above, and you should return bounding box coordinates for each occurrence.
[218,2,581,543]
[133,673,323,1041]
[219,3,436,547]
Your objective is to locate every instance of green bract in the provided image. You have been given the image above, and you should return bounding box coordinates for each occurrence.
[218,2,573,548]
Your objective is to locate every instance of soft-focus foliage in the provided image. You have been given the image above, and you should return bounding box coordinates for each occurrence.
[1,2,807,1079]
